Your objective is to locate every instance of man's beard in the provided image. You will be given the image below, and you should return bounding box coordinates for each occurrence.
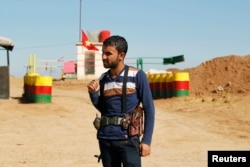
[103,58,119,69]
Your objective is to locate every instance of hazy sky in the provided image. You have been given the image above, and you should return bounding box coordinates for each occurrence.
[1,0,249,77]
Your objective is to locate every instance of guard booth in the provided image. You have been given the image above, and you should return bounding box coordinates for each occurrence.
[0,36,14,99]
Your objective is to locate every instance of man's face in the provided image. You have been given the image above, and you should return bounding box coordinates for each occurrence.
[102,45,121,69]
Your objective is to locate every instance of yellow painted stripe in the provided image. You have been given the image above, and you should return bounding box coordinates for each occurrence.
[173,72,189,81]
[34,76,53,86]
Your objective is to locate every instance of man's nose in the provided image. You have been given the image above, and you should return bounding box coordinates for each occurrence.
[102,54,107,59]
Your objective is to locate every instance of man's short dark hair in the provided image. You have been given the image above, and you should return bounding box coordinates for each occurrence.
[103,35,128,54]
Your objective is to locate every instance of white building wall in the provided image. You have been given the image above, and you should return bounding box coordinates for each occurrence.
[76,42,106,80]
[94,48,107,79]
[76,42,85,80]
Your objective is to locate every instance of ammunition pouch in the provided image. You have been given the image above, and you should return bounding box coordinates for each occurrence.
[128,105,144,137]
[93,114,101,130]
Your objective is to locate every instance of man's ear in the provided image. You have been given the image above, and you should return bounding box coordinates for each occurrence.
[119,52,125,61]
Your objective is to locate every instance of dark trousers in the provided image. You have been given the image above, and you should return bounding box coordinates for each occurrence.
[99,136,141,167]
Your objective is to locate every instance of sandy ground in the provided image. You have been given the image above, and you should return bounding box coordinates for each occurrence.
[0,76,249,167]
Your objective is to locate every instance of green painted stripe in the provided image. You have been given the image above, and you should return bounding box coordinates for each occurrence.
[33,94,52,103]
[173,90,189,97]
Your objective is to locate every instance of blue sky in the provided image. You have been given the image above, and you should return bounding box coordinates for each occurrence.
[1,0,249,77]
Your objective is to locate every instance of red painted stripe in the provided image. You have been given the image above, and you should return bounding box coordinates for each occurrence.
[24,85,33,93]
[160,82,167,91]
[167,82,173,90]
[33,86,52,94]
[154,82,161,90]
[172,81,189,90]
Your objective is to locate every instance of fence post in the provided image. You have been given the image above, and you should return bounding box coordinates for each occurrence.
[136,58,143,70]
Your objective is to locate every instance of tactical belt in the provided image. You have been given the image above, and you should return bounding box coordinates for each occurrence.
[100,116,123,127]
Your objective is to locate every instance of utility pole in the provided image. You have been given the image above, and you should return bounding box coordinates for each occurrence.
[79,0,82,42]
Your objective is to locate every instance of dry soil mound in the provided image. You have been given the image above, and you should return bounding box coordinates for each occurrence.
[185,55,250,96]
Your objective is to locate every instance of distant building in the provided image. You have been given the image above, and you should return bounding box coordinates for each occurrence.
[75,30,110,80]
[76,42,106,80]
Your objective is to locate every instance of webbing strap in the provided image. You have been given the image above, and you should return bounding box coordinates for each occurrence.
[122,65,129,113]
[100,76,105,113]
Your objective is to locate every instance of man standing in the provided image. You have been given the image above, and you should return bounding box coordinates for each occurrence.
[87,35,155,167]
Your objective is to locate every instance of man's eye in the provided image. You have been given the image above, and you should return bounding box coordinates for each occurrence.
[105,52,112,56]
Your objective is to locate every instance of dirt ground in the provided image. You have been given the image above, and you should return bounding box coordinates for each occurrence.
[0,55,249,167]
